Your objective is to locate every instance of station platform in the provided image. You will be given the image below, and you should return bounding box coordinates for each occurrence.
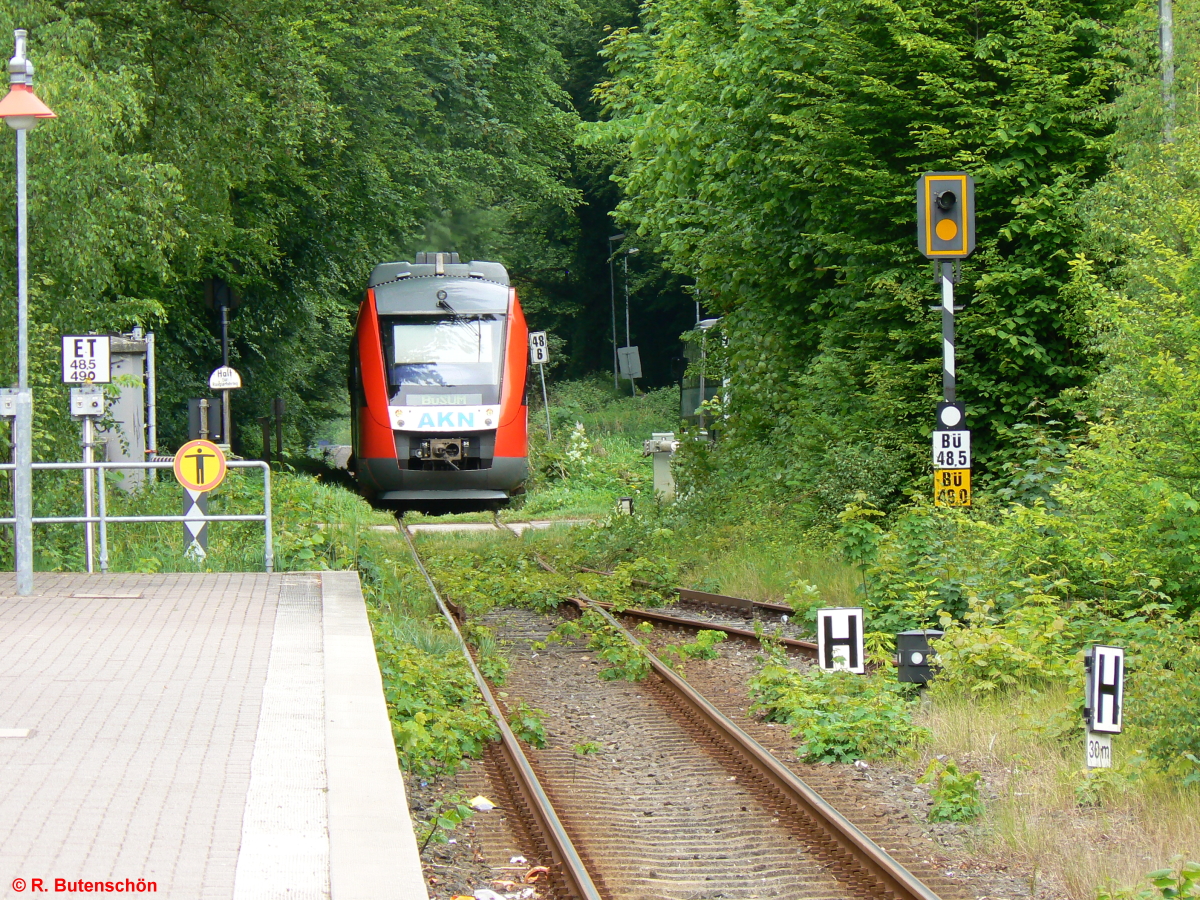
[0,571,428,900]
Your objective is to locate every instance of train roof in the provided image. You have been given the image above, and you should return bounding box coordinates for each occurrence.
[368,257,511,316]
[368,257,509,288]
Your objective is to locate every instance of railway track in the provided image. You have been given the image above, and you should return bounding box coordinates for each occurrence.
[403,522,947,900]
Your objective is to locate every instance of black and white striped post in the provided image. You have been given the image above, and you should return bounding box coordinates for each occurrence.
[918,173,976,506]
[941,261,956,402]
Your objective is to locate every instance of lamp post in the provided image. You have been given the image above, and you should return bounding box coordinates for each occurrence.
[607,233,624,389]
[623,247,639,396]
[0,29,56,595]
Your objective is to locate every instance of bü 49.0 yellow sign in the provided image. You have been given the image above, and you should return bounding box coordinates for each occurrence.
[934,468,971,507]
[174,439,227,493]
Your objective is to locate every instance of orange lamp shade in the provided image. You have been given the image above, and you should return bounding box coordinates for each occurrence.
[0,82,56,121]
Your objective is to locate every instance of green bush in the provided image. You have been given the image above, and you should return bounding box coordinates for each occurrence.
[749,666,927,763]
[1097,860,1200,900]
[373,634,497,776]
[660,629,726,669]
[931,588,1080,694]
[919,758,986,822]
[508,701,548,748]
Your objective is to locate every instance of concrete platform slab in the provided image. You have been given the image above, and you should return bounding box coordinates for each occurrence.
[0,572,427,900]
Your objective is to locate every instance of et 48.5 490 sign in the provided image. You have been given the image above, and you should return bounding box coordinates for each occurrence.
[61,335,111,384]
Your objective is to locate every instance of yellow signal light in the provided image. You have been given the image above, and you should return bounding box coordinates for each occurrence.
[935,219,958,241]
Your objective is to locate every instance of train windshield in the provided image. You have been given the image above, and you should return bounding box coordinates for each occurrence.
[386,315,505,393]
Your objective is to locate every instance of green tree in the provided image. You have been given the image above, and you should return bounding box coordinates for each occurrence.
[585,0,1135,512]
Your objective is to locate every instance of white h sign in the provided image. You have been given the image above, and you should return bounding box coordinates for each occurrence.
[1088,645,1125,734]
[61,335,111,384]
[816,607,865,674]
[529,331,549,365]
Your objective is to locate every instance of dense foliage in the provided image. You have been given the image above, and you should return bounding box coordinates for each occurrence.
[0,0,582,458]
[585,0,1152,511]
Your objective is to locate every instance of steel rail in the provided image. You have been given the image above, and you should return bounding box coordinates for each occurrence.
[573,564,793,615]
[535,556,942,900]
[400,523,604,900]
[567,596,818,656]
[522,552,819,656]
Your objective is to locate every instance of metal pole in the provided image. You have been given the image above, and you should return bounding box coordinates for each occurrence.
[1162,0,1175,142]
[199,398,209,440]
[220,304,232,447]
[97,453,108,573]
[608,239,619,389]
[146,330,157,478]
[83,416,94,573]
[539,362,551,441]
[262,462,273,573]
[624,254,635,396]
[941,262,956,402]
[13,65,32,595]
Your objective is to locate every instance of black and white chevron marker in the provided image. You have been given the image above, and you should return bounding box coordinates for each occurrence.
[183,488,208,559]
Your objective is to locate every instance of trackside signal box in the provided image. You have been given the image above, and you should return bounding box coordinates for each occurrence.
[917,173,976,260]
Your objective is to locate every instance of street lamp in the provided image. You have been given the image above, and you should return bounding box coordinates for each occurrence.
[0,29,57,595]
[623,247,639,396]
[607,233,624,389]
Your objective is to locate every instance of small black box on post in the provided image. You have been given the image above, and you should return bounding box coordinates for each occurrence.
[896,629,944,684]
[187,397,224,443]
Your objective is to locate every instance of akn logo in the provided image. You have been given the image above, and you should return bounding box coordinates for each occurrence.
[417,412,476,429]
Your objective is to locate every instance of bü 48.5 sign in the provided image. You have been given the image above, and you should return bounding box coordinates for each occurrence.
[932,430,971,468]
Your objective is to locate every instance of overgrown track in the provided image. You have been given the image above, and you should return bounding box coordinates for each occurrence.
[400,523,603,900]
[403,525,947,900]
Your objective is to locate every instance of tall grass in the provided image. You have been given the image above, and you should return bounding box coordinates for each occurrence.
[918,686,1200,898]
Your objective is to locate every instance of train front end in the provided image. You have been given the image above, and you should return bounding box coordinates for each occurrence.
[350,253,529,507]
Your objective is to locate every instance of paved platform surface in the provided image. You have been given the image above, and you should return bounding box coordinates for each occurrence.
[0,572,427,900]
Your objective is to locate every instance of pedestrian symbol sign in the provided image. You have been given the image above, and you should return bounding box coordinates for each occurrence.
[173,440,227,493]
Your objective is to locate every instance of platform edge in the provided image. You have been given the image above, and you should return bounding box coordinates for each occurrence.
[321,571,429,900]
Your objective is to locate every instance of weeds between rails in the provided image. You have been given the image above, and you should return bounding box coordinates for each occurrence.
[421,533,946,900]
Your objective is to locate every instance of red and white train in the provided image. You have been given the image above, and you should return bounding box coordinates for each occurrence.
[349,252,529,506]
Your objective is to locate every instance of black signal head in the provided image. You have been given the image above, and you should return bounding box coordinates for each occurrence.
[935,190,957,211]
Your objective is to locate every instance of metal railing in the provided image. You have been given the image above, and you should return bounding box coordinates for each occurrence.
[0,460,273,573]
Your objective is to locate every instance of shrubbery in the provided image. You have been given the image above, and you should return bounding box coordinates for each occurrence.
[373,635,498,777]
[749,666,927,763]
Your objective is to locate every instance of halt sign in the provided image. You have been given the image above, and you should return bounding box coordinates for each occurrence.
[173,439,227,493]
[61,335,111,384]
[208,366,242,390]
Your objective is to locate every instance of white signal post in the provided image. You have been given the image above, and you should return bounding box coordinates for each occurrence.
[68,386,105,572]
[529,331,552,441]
